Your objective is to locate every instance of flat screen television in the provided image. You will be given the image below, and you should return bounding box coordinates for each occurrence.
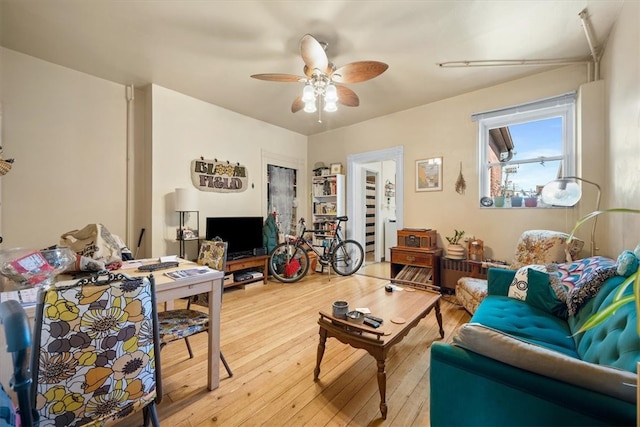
[205,216,264,259]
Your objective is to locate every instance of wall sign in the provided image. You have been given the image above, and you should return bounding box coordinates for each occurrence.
[191,158,248,193]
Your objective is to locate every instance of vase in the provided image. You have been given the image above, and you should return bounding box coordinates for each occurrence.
[524,197,538,207]
[511,196,523,207]
[494,196,505,207]
[446,243,465,259]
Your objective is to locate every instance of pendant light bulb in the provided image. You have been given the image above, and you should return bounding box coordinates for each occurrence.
[304,100,317,113]
[325,84,338,103]
[302,84,315,103]
[324,101,338,112]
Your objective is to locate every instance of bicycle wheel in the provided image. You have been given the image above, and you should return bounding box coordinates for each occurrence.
[331,239,364,276]
[269,242,310,283]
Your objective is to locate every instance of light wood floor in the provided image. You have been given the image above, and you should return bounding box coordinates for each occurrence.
[123,262,470,426]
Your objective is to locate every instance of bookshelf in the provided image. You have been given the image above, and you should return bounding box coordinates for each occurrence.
[311,174,345,247]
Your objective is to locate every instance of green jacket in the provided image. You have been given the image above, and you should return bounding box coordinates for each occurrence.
[263,214,279,254]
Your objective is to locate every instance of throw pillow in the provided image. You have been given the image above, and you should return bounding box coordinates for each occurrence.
[508,266,567,318]
[616,250,639,277]
[554,256,618,316]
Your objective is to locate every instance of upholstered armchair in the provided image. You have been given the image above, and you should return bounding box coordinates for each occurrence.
[456,230,584,314]
[31,272,162,426]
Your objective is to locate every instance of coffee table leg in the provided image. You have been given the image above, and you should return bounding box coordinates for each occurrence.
[314,327,327,381]
[377,358,387,419]
[435,299,444,338]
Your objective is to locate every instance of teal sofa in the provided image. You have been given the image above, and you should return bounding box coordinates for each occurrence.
[430,261,640,426]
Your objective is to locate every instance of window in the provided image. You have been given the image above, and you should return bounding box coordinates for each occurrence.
[474,92,575,207]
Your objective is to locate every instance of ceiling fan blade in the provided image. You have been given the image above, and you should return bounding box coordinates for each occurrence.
[331,61,389,84]
[291,96,304,113]
[300,34,329,78]
[336,85,359,107]
[251,73,305,82]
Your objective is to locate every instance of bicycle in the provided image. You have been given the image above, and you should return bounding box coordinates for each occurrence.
[269,216,364,283]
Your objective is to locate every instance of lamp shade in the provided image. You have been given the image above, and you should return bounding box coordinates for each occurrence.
[540,179,581,206]
[175,187,198,211]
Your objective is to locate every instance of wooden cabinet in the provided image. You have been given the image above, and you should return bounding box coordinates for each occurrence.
[390,246,442,289]
[225,255,269,288]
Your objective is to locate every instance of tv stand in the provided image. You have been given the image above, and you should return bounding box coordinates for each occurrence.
[225,254,269,289]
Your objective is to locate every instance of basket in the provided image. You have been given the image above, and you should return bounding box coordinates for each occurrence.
[0,160,13,176]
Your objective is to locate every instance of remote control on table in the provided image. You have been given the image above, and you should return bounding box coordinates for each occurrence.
[363,318,381,328]
[365,314,384,324]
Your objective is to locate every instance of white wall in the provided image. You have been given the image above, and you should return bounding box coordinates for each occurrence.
[148,85,307,258]
[0,48,127,249]
[309,64,592,261]
[600,0,640,257]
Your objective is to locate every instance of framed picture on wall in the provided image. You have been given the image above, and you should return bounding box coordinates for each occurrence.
[330,162,343,174]
[416,157,443,192]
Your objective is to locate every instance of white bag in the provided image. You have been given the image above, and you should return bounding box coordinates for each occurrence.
[60,223,122,265]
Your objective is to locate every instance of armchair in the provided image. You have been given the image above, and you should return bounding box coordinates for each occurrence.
[31,271,162,426]
[456,230,584,314]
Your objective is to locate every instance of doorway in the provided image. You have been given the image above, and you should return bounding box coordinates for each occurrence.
[365,172,378,260]
[346,146,404,267]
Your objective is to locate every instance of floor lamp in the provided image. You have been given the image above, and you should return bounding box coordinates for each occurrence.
[540,176,601,256]
[175,187,199,259]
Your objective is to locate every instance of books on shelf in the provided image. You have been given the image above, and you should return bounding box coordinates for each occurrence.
[312,177,338,197]
[313,202,337,215]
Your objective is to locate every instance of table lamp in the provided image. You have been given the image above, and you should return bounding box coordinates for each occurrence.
[540,176,601,256]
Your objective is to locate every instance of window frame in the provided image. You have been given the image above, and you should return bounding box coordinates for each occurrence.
[476,95,576,206]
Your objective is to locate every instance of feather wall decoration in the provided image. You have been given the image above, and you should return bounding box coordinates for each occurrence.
[455,161,466,195]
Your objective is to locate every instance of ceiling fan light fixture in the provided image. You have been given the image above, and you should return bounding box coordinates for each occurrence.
[324,101,337,112]
[304,101,317,113]
[302,84,316,103]
[324,84,338,103]
[251,34,388,121]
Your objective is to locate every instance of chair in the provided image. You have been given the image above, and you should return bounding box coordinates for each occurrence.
[0,299,36,427]
[30,271,162,427]
[157,240,233,377]
[456,230,585,314]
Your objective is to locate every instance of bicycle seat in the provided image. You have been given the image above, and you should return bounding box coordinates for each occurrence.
[336,216,349,222]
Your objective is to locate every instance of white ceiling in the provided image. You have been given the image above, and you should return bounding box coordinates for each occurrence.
[0,0,624,136]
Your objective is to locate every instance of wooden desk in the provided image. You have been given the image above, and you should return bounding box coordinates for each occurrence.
[0,259,225,393]
[313,287,444,419]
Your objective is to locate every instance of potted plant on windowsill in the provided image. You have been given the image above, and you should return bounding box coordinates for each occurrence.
[511,192,524,207]
[445,229,465,259]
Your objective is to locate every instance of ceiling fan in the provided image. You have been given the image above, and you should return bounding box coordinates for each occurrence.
[251,34,388,122]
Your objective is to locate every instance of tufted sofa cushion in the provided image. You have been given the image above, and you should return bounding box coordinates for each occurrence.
[471,295,578,357]
[569,275,640,372]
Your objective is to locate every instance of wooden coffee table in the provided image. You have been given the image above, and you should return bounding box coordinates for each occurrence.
[313,286,444,419]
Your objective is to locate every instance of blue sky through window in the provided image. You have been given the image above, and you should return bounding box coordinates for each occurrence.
[503,117,562,195]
